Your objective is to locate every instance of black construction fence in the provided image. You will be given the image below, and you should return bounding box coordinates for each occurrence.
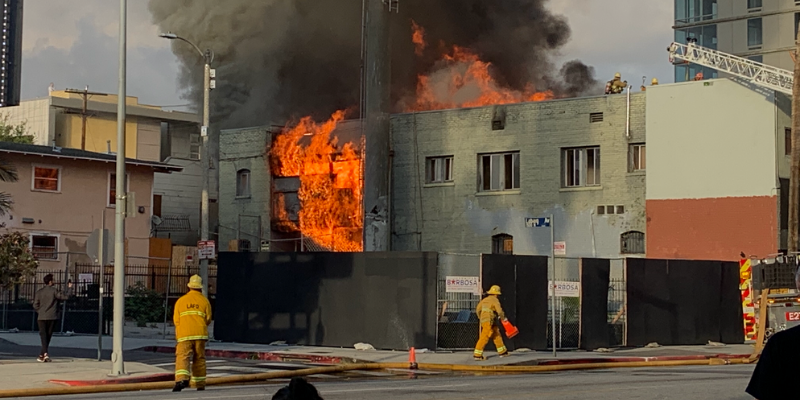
[0,265,217,335]
[216,252,746,351]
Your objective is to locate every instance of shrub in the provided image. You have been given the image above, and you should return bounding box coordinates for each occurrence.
[125,282,163,327]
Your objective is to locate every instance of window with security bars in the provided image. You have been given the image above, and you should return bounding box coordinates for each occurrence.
[492,234,513,255]
[31,235,58,260]
[426,156,453,184]
[621,231,645,254]
[479,152,520,192]
[563,147,600,188]
[189,134,200,160]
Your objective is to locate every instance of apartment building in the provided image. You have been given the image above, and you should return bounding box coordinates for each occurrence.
[673,0,800,81]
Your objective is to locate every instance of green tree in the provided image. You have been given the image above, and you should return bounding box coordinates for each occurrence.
[0,156,17,216]
[0,114,33,144]
[0,232,38,290]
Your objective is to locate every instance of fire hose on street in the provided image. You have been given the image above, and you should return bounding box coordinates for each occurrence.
[0,357,757,398]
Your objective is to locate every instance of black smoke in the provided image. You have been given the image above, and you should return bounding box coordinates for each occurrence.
[148,0,598,129]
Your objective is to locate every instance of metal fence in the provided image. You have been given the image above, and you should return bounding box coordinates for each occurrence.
[436,253,482,350]
[0,263,218,336]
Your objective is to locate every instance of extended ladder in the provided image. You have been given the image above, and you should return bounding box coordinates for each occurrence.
[667,41,793,95]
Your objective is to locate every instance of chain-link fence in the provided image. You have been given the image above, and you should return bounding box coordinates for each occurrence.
[436,253,481,350]
[546,257,581,349]
[608,258,627,347]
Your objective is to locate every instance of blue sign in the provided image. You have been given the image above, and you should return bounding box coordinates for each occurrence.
[525,217,551,228]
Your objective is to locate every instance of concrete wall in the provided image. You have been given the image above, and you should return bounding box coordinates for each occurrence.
[2,98,54,145]
[645,78,780,260]
[152,158,203,246]
[219,126,272,252]
[390,93,647,258]
[0,154,158,269]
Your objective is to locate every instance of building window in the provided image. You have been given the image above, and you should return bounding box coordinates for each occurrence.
[238,239,251,252]
[189,134,200,160]
[563,147,600,188]
[108,173,129,207]
[32,166,60,192]
[621,231,645,254]
[748,55,763,64]
[747,0,761,9]
[236,169,251,198]
[479,152,520,192]
[629,144,646,172]
[31,235,58,260]
[492,234,513,255]
[674,0,717,24]
[787,128,792,156]
[748,18,762,47]
[795,13,800,40]
[426,156,453,184]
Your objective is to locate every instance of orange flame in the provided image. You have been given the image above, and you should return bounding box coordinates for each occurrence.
[405,22,554,112]
[411,20,426,56]
[269,110,363,252]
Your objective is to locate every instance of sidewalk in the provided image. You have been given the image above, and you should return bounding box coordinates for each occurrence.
[0,331,757,367]
[0,357,170,390]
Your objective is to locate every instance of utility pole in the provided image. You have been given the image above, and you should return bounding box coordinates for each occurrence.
[789,26,800,254]
[111,0,127,376]
[64,87,107,150]
[200,50,211,297]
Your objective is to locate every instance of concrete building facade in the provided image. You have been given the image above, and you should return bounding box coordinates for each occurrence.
[674,0,800,81]
[216,78,790,262]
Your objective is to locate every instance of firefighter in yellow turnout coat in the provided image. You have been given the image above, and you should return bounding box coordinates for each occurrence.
[172,275,212,392]
[474,285,509,361]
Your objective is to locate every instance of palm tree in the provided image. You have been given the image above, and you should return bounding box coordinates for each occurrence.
[0,158,18,215]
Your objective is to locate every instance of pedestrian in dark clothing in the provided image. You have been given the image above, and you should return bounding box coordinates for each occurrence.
[271,378,323,400]
[32,274,72,362]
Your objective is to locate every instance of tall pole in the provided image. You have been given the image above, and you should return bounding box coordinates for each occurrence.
[97,212,105,362]
[789,27,800,254]
[200,52,210,297]
[550,214,556,358]
[111,0,127,376]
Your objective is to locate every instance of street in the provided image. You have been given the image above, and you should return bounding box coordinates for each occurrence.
[25,365,755,400]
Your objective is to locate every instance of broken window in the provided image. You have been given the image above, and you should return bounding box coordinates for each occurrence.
[492,234,513,255]
[425,156,453,184]
[563,147,600,188]
[479,152,520,192]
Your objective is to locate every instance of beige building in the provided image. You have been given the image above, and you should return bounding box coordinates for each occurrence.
[674,0,800,81]
[0,141,181,269]
[0,90,212,246]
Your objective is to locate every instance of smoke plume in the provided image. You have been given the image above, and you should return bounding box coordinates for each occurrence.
[148,0,597,129]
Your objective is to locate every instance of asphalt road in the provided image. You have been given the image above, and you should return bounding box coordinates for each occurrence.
[24,364,756,400]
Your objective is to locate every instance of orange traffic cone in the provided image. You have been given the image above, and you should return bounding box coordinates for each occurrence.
[502,319,519,339]
[409,347,418,370]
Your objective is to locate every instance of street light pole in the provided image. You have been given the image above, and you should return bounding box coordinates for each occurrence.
[159,33,213,297]
[111,0,127,376]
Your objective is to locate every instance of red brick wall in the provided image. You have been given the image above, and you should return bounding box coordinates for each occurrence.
[646,196,777,261]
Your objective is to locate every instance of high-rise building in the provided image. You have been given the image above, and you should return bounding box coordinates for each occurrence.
[673,0,800,82]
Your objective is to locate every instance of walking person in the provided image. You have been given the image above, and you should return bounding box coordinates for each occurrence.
[172,275,212,392]
[473,285,509,361]
[32,274,72,362]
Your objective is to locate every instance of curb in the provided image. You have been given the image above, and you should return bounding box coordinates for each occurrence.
[532,353,754,366]
[139,346,361,365]
[49,373,174,387]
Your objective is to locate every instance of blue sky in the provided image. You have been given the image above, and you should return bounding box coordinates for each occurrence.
[20,0,674,108]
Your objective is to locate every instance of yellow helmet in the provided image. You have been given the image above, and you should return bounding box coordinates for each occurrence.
[487,285,502,295]
[188,274,203,289]
[651,78,659,85]
[614,72,621,79]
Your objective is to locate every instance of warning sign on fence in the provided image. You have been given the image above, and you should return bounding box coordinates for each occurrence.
[445,276,480,294]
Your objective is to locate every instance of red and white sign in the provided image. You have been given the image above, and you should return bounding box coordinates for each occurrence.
[553,241,566,256]
[198,240,216,260]
[786,311,800,322]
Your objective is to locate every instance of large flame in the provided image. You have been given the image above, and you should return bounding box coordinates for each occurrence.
[269,110,363,252]
[406,23,554,112]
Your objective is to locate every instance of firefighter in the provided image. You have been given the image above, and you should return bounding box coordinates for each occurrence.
[172,275,212,392]
[605,73,628,95]
[473,285,509,361]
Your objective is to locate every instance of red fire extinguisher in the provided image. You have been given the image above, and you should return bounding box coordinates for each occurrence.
[502,319,519,338]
